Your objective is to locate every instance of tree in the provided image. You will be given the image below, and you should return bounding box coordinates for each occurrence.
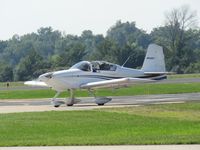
[0,41,7,53]
[151,5,198,73]
[0,64,13,82]
[35,27,62,57]
[89,38,116,63]
[102,21,150,68]
[0,15,199,81]
[106,21,151,49]
[185,62,200,73]
[164,5,198,73]
[65,42,86,66]
[15,49,47,81]
[91,38,145,68]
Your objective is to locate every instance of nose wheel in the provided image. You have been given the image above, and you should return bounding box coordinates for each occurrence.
[52,100,65,107]
[52,92,65,108]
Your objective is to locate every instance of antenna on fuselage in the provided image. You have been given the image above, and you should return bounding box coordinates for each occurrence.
[122,55,133,67]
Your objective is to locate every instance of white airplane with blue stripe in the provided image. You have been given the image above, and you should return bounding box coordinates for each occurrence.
[25,44,168,107]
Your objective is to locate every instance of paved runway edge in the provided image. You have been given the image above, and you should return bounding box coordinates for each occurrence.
[0,93,200,114]
[0,145,200,150]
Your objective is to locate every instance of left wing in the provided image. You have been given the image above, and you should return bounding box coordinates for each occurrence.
[80,77,155,89]
[24,81,49,87]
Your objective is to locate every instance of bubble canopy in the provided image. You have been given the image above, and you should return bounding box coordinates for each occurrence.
[70,61,117,72]
[70,61,91,71]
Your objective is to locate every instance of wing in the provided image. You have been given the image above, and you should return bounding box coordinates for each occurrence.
[144,72,175,75]
[80,78,155,89]
[24,81,49,87]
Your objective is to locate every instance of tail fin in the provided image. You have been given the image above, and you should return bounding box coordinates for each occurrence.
[141,44,166,73]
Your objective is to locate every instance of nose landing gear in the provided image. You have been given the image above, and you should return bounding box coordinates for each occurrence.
[52,89,81,107]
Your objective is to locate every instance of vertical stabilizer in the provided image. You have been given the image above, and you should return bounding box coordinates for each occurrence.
[141,44,166,72]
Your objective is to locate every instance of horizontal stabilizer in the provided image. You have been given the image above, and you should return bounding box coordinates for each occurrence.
[24,81,48,87]
[144,72,175,75]
[81,78,155,89]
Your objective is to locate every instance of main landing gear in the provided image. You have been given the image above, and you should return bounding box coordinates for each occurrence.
[88,90,112,106]
[52,89,81,108]
[66,89,81,106]
[52,89,112,107]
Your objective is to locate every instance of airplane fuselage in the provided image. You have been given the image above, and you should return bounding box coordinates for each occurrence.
[39,62,164,92]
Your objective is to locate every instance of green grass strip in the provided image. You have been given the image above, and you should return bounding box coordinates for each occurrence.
[0,102,199,146]
[168,73,200,79]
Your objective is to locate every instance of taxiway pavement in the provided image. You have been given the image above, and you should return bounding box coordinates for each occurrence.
[0,145,200,150]
[0,93,199,113]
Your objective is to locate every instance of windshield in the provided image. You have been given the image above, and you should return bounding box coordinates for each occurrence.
[70,61,91,71]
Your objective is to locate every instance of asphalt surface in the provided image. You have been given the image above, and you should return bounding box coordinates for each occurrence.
[0,93,200,113]
[0,145,200,150]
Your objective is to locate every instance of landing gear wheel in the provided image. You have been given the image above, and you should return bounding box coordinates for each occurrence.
[98,103,105,106]
[67,103,74,106]
[52,100,64,108]
[95,97,112,106]
[54,105,60,108]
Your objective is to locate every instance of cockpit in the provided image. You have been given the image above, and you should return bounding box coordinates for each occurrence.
[91,61,117,72]
[70,61,117,72]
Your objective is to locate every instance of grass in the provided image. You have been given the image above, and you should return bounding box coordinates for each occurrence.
[102,102,200,121]
[0,102,199,146]
[0,82,24,87]
[0,82,200,99]
[168,73,200,79]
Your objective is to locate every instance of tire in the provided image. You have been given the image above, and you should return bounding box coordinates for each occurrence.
[67,104,74,106]
[98,103,105,106]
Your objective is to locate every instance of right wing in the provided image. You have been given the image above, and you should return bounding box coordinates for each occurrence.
[24,81,49,87]
[80,77,155,89]
[144,72,175,75]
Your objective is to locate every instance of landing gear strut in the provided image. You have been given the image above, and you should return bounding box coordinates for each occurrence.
[52,89,80,107]
[66,89,74,106]
[88,90,112,106]
[66,89,81,106]
[52,92,65,107]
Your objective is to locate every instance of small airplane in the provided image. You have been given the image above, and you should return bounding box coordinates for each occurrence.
[25,44,168,107]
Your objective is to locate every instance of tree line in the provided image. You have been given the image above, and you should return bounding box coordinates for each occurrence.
[0,6,200,81]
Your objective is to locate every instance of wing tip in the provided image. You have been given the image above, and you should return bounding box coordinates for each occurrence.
[24,81,48,87]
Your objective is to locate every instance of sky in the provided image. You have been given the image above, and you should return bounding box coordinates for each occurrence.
[0,0,200,40]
